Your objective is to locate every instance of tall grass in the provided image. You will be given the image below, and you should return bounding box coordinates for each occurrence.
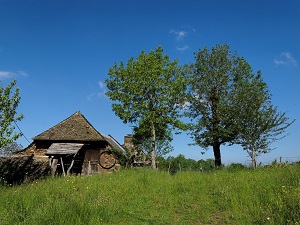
[0,164,299,224]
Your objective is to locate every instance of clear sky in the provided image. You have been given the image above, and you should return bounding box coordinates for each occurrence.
[0,0,299,165]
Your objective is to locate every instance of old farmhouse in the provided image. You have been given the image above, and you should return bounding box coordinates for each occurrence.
[14,111,126,176]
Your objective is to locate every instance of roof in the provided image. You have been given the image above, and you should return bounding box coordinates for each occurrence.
[33,111,105,141]
[102,134,126,155]
[46,143,84,155]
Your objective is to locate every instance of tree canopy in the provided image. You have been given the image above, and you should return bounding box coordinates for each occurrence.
[105,46,187,168]
[132,118,174,157]
[106,44,294,168]
[0,79,23,148]
[185,44,271,167]
[234,72,295,168]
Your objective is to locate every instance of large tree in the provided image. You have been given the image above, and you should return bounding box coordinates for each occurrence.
[0,79,23,148]
[186,43,267,167]
[234,73,295,168]
[105,46,187,169]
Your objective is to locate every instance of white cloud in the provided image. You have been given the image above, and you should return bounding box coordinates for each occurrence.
[0,70,29,79]
[17,70,28,77]
[87,81,107,101]
[169,29,187,40]
[98,81,105,88]
[176,45,189,52]
[274,51,298,67]
[87,93,95,101]
[170,27,196,52]
[0,71,13,78]
[274,59,285,65]
[97,90,107,97]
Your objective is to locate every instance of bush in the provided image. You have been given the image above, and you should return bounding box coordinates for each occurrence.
[226,163,248,172]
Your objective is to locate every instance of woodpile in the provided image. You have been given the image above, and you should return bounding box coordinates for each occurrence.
[0,155,50,185]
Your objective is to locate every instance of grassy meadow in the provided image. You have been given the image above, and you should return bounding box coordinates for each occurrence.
[0,164,299,225]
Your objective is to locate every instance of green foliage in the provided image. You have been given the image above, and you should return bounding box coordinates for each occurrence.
[234,73,295,167]
[106,148,128,167]
[105,46,187,168]
[133,119,174,157]
[157,155,217,174]
[226,163,248,172]
[0,165,299,224]
[0,79,24,147]
[185,43,291,168]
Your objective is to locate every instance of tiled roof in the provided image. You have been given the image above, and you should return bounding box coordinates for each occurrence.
[33,111,105,141]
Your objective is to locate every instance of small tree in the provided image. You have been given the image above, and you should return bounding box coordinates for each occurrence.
[0,79,24,148]
[0,142,23,156]
[105,46,187,169]
[132,118,174,158]
[186,44,266,167]
[234,73,295,168]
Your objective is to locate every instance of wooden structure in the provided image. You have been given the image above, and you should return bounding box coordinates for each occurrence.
[14,112,126,175]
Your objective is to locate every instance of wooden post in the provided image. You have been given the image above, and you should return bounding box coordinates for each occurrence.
[66,153,78,176]
[280,157,282,167]
[168,161,171,174]
[60,157,66,176]
[88,161,91,175]
[67,159,75,176]
[49,156,52,167]
[50,158,58,177]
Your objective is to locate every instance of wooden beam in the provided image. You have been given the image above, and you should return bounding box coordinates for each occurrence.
[88,161,91,175]
[50,158,58,177]
[60,157,66,176]
[67,159,75,176]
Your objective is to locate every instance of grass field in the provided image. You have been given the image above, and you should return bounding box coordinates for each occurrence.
[0,164,299,225]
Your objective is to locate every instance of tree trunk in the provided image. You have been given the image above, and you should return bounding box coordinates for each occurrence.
[213,144,222,168]
[150,121,156,169]
[252,150,257,169]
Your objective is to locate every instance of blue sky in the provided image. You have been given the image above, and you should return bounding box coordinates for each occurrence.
[0,0,299,165]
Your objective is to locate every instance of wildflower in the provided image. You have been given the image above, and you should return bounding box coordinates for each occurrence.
[267,217,270,221]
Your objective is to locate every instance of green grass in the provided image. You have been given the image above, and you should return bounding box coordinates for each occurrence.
[0,164,299,225]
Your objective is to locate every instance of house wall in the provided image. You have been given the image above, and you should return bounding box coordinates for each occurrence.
[82,148,101,175]
[82,148,120,175]
[13,142,49,157]
[14,141,121,176]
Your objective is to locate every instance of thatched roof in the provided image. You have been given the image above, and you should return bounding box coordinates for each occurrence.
[33,111,105,141]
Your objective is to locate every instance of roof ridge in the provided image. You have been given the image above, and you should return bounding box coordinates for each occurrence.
[33,111,105,141]
[33,111,80,140]
[79,112,105,139]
